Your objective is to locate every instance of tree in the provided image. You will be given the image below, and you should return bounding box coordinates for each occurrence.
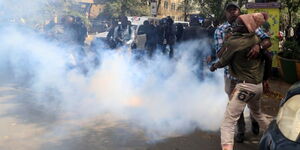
[281,0,300,27]
[156,0,162,15]
[197,0,226,21]
[177,0,197,21]
[97,0,150,20]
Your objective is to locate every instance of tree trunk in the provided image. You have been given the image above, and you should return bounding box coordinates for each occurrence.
[184,0,188,21]
[156,0,161,15]
[288,10,292,27]
[121,0,128,15]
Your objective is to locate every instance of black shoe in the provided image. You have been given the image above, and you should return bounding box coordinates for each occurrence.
[251,121,260,135]
[235,133,245,143]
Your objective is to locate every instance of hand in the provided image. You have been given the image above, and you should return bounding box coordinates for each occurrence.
[210,64,217,72]
[263,80,270,93]
[247,44,260,59]
[206,56,212,63]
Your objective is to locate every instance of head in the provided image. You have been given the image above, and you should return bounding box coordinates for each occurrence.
[236,12,268,33]
[61,15,75,26]
[225,2,241,24]
[120,16,128,26]
[231,17,248,33]
[143,20,150,26]
[166,16,174,25]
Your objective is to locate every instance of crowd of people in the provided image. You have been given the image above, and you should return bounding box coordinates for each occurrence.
[98,15,217,80]
[104,15,216,58]
[43,3,282,149]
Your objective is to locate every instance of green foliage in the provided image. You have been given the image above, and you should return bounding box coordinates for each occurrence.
[196,0,226,21]
[97,0,150,20]
[282,40,300,60]
[43,0,91,26]
[177,0,197,21]
[280,0,300,26]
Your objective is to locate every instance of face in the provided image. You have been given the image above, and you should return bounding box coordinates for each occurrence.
[232,17,248,33]
[225,6,240,24]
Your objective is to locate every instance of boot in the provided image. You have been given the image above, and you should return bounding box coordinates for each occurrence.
[251,121,260,135]
[235,133,245,143]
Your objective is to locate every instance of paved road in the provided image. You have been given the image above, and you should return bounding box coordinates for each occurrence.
[0,79,290,150]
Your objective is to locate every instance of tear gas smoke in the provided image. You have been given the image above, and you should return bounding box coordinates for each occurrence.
[0,0,228,148]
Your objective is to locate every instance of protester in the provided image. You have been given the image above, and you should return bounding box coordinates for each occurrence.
[156,18,167,55]
[213,2,272,143]
[61,15,77,44]
[210,13,271,150]
[176,23,184,42]
[182,17,210,80]
[165,16,176,58]
[113,16,135,48]
[74,16,87,46]
[106,19,118,49]
[143,20,158,58]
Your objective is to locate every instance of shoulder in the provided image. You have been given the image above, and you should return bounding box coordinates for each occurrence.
[215,22,230,34]
[217,22,230,30]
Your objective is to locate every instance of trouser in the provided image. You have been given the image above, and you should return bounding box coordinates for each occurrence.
[224,76,258,134]
[157,44,166,55]
[221,82,270,145]
[146,44,157,58]
[168,44,174,59]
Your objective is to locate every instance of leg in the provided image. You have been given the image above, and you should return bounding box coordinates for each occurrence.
[250,113,260,135]
[169,44,174,58]
[221,85,247,149]
[246,88,270,131]
[241,83,270,132]
[236,112,246,143]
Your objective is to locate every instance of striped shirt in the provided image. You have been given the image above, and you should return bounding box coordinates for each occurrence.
[213,21,270,79]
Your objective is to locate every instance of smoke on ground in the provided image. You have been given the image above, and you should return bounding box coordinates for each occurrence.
[0,0,228,146]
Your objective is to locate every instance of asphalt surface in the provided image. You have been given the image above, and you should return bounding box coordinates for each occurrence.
[0,78,290,150]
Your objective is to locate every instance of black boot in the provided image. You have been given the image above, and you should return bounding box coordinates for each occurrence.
[251,121,260,135]
[250,115,260,135]
[235,132,245,143]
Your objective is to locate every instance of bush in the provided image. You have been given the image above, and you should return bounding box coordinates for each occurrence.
[282,40,300,60]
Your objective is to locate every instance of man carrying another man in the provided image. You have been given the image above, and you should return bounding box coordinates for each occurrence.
[213,2,272,145]
[211,12,272,150]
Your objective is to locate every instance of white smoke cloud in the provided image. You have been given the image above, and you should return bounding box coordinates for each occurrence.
[0,0,229,148]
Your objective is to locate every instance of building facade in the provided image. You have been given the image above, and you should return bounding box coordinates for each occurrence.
[156,0,184,21]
